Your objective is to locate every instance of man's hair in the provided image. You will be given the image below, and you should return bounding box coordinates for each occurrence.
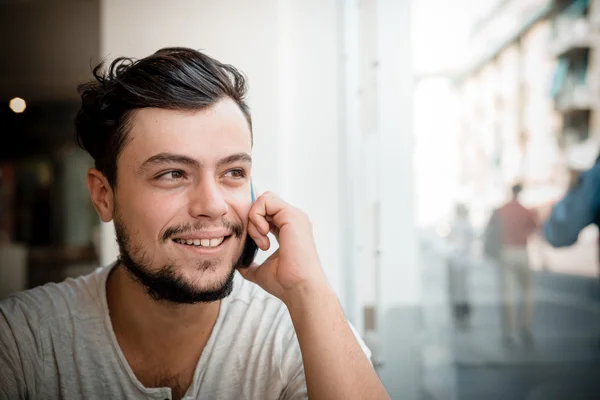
[511,183,523,197]
[75,47,252,188]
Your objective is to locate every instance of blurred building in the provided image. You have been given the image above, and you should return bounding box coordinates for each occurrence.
[453,0,600,277]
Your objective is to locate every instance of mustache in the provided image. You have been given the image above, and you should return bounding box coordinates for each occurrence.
[160,218,244,243]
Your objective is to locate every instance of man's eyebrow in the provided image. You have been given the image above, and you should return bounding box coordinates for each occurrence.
[138,153,201,173]
[216,152,252,168]
[138,152,252,173]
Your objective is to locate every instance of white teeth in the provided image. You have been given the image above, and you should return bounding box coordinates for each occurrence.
[175,237,225,247]
[210,237,224,247]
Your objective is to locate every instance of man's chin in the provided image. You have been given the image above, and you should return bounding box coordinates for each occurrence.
[120,258,236,304]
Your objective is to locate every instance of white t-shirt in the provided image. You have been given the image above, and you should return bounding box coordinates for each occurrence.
[0,264,370,399]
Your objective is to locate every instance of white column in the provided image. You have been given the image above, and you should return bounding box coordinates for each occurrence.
[376,0,419,397]
[270,0,347,303]
[340,0,362,329]
[376,0,418,309]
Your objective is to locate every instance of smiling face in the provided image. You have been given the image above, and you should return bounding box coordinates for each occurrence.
[106,98,254,303]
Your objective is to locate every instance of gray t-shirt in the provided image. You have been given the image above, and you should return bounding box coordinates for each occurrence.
[0,264,370,399]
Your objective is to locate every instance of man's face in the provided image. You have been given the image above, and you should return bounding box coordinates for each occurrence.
[112,98,253,303]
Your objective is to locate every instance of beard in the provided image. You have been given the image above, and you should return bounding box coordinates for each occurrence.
[113,209,255,304]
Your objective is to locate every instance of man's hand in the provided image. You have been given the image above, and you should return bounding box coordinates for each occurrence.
[237,191,330,305]
[238,191,390,400]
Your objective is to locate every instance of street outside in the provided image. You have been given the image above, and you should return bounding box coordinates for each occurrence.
[418,233,600,400]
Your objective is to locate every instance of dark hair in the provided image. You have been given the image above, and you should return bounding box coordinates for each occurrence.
[75,47,252,188]
[511,183,523,197]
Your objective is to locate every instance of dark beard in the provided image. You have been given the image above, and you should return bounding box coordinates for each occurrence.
[113,214,255,304]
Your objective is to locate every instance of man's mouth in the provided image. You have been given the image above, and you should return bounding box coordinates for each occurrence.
[172,236,229,248]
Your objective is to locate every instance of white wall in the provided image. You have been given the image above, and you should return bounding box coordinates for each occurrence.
[99,0,349,305]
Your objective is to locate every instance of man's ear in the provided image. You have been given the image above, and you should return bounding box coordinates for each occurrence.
[87,169,114,222]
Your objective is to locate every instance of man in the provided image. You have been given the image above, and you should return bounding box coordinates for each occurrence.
[0,48,389,400]
[495,184,538,345]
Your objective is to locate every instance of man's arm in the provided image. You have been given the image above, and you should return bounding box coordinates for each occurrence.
[278,309,372,400]
[285,284,386,400]
[240,192,389,400]
[543,164,600,247]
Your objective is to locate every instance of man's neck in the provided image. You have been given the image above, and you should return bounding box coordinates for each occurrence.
[106,264,220,358]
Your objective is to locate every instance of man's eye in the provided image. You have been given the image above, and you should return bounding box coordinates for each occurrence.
[225,169,246,179]
[158,170,184,180]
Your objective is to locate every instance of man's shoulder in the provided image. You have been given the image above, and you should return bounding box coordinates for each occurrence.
[0,266,108,328]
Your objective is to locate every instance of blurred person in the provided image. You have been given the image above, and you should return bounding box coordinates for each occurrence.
[543,153,600,279]
[0,48,389,400]
[544,152,600,355]
[488,183,538,346]
[446,203,474,328]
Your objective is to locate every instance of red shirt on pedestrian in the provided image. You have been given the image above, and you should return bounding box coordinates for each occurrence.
[498,199,538,247]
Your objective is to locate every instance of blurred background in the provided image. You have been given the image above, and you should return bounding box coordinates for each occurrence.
[1,0,599,399]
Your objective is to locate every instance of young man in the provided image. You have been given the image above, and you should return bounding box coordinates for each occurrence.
[0,48,389,400]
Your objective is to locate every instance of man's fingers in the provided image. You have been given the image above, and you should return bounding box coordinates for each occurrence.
[249,204,270,235]
[269,222,280,241]
[250,192,299,231]
[248,220,270,251]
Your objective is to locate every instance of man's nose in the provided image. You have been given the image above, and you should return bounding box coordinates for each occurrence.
[188,177,229,219]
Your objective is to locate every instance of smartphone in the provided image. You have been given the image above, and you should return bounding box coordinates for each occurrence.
[237,179,259,268]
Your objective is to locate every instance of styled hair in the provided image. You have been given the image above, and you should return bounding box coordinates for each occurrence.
[75,47,252,187]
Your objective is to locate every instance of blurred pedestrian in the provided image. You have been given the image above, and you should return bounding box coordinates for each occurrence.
[487,184,538,346]
[447,203,474,329]
[543,146,600,352]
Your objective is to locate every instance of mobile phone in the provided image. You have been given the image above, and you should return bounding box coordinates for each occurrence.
[237,179,258,268]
